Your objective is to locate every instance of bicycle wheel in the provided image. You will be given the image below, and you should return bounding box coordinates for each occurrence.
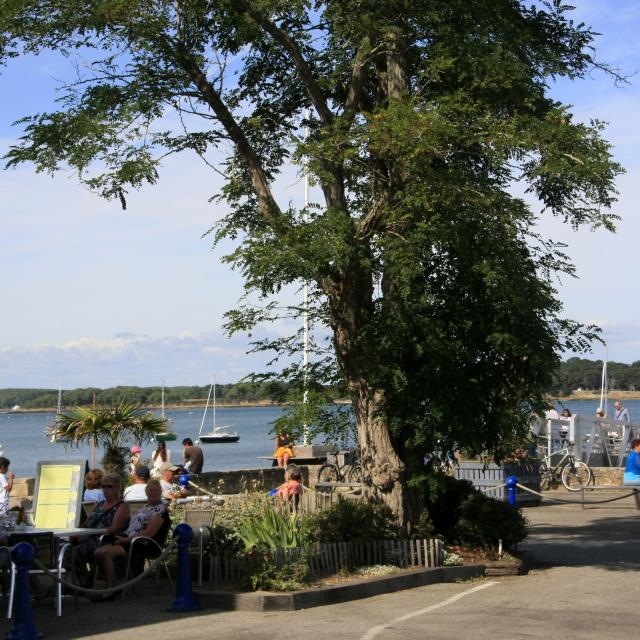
[317,463,340,484]
[561,460,592,491]
[345,464,363,484]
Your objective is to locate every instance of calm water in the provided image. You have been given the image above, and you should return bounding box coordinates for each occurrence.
[0,406,285,477]
[1,399,638,478]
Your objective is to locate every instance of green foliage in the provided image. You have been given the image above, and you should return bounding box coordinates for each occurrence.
[310,499,398,543]
[412,472,527,550]
[454,493,527,550]
[239,554,310,592]
[235,504,314,551]
[0,1,625,520]
[48,401,169,475]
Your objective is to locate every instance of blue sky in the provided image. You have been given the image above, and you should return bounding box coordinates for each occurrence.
[1,2,639,388]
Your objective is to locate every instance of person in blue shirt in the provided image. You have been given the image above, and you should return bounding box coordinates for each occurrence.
[623,438,640,485]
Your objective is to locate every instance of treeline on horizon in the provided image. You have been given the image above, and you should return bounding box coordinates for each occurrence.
[3,357,639,409]
[0,381,294,410]
[551,358,640,395]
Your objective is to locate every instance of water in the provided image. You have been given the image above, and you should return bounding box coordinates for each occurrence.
[0,406,286,477]
[2,399,638,478]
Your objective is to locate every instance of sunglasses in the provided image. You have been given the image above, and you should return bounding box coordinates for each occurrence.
[102,484,116,488]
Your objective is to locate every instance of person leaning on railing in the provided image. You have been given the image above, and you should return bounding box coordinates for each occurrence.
[623,438,640,485]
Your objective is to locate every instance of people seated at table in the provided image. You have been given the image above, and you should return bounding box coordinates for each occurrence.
[83,469,105,503]
[93,479,171,599]
[123,465,150,501]
[274,432,294,468]
[151,441,171,478]
[623,438,640,485]
[71,473,130,587]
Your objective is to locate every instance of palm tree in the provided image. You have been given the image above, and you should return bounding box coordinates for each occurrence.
[48,401,170,477]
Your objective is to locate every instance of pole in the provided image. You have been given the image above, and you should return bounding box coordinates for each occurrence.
[302,107,310,446]
[7,543,43,640]
[505,476,518,507]
[168,524,200,612]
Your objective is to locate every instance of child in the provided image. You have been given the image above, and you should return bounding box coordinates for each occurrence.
[278,464,302,505]
[0,456,15,515]
[130,445,142,477]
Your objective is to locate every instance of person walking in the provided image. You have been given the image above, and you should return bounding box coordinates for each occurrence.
[614,401,630,422]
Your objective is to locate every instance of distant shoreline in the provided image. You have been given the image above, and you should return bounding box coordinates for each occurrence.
[553,391,640,401]
[2,400,353,414]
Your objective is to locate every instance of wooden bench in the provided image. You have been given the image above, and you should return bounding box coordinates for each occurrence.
[579,485,640,509]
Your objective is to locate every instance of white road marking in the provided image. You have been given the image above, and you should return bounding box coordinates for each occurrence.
[360,581,498,640]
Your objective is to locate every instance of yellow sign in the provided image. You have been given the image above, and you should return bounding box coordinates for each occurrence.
[33,460,86,529]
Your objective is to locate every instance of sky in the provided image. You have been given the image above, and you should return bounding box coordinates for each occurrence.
[0,2,639,389]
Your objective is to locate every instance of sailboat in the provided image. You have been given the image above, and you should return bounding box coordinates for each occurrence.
[196,378,239,444]
[155,380,177,442]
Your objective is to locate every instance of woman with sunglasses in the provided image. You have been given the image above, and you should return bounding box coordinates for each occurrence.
[71,473,130,587]
[93,479,170,599]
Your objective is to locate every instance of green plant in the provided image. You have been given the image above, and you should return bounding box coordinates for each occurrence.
[235,504,313,551]
[240,554,310,592]
[310,500,398,543]
[48,401,169,477]
[453,493,527,550]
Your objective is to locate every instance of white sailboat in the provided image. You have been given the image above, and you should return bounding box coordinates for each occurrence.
[197,378,239,444]
[155,380,177,442]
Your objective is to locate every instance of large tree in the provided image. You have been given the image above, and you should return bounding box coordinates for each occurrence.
[1,1,622,525]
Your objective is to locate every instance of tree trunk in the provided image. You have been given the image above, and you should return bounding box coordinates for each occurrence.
[101,446,127,481]
[327,269,421,530]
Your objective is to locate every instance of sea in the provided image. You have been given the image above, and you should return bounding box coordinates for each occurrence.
[0,406,286,478]
[1,398,638,478]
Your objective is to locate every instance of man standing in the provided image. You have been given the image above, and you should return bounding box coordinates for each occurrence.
[614,401,630,423]
[182,438,204,474]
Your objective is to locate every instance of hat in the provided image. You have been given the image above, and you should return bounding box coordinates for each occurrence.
[157,462,178,474]
[135,464,150,481]
[131,445,142,453]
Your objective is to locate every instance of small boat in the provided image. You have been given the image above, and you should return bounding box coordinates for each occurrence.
[196,377,239,444]
[156,380,177,442]
[199,426,240,444]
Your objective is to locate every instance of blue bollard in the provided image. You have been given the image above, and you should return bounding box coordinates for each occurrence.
[168,523,200,613]
[179,473,190,489]
[7,543,44,640]
[505,475,518,507]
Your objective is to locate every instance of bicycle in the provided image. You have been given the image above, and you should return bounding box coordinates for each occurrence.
[539,442,593,491]
[317,449,362,484]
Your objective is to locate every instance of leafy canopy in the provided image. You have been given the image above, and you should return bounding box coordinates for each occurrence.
[1,1,624,472]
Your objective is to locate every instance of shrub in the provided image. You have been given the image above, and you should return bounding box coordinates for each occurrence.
[412,472,527,550]
[310,499,398,543]
[235,504,314,551]
[239,553,310,591]
[453,492,527,550]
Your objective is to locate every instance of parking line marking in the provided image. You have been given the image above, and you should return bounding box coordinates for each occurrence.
[360,581,498,640]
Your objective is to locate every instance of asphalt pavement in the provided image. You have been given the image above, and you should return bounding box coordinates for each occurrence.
[4,489,640,639]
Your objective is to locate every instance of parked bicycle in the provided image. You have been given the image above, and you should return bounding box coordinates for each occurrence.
[317,449,362,484]
[539,442,593,491]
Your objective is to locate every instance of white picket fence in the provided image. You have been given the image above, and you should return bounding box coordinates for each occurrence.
[207,537,444,587]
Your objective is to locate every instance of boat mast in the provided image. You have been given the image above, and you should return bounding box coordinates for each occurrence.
[198,379,214,440]
[303,107,310,446]
[161,380,165,418]
[56,377,62,415]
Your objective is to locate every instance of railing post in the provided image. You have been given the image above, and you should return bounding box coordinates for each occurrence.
[168,523,200,613]
[505,475,518,507]
[7,542,43,640]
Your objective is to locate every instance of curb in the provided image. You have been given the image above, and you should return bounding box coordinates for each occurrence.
[195,564,486,611]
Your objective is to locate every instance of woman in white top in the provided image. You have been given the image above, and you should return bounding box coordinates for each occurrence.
[151,441,171,478]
